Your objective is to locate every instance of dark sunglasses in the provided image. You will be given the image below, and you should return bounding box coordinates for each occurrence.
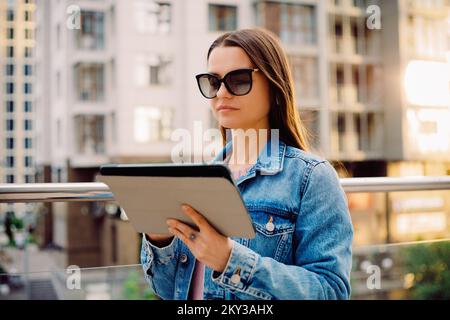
[195,68,259,99]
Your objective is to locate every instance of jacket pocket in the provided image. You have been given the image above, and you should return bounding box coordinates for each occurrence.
[246,205,296,262]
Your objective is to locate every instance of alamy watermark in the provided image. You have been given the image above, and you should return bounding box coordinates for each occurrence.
[66,265,81,290]
[66,5,81,30]
[366,5,381,30]
[170,121,280,168]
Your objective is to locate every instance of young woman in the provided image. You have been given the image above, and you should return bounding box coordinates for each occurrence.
[141,28,353,300]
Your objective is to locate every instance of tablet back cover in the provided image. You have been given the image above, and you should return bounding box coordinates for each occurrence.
[98,175,256,239]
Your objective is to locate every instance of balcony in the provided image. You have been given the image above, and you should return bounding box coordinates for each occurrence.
[1,176,450,300]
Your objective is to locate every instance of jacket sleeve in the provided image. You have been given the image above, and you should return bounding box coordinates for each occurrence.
[140,234,180,299]
[211,161,354,300]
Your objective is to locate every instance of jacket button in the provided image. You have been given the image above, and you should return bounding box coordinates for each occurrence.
[265,216,275,232]
[230,274,241,285]
[180,254,188,263]
[265,222,275,232]
[230,267,241,285]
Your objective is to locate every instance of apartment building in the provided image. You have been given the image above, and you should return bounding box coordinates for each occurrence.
[0,0,36,237]
[30,0,449,267]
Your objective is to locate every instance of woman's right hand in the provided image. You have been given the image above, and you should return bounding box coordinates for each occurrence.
[145,233,174,248]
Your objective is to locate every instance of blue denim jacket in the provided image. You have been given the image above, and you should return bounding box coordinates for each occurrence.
[140,139,353,300]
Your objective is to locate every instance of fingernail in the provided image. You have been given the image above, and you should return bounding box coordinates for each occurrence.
[181,205,189,211]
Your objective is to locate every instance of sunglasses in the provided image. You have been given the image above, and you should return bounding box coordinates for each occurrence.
[195,68,259,99]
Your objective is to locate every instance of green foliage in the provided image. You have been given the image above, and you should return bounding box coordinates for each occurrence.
[402,241,450,299]
[123,270,158,300]
[12,217,24,230]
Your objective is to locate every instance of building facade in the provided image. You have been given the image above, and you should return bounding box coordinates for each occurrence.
[28,0,450,268]
[0,0,36,239]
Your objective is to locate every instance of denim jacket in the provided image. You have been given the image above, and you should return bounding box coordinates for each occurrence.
[140,139,353,300]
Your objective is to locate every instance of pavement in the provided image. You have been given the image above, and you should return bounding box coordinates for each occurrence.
[0,244,59,300]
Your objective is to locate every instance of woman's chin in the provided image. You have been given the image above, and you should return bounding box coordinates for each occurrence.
[217,119,243,130]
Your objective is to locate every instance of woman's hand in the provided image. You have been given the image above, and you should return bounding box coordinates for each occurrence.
[167,204,233,273]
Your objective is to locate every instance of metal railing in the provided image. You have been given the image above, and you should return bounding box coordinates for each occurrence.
[1,176,450,300]
[1,176,450,203]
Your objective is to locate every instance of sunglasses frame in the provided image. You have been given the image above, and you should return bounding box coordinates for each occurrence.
[195,68,259,99]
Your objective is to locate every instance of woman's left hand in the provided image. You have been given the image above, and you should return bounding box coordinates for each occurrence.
[166,204,233,273]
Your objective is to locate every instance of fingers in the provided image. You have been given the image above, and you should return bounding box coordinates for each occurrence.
[181,204,208,230]
[167,219,195,238]
[168,227,190,245]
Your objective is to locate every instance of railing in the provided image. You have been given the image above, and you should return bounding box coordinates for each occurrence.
[1,176,450,203]
[1,176,449,300]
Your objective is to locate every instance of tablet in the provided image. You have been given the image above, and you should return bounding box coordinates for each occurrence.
[98,163,256,239]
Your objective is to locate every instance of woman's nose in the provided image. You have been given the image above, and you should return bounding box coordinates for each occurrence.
[216,82,232,98]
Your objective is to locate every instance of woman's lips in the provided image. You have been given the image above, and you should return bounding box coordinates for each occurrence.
[217,105,239,112]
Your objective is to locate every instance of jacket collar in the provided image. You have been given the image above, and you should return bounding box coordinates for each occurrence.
[213,136,286,176]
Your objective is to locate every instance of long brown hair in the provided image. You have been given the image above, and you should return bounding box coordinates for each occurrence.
[207,28,309,151]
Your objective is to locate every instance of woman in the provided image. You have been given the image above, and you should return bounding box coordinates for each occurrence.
[141,28,353,300]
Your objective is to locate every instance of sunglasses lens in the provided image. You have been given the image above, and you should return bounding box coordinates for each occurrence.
[226,71,252,96]
[198,75,219,98]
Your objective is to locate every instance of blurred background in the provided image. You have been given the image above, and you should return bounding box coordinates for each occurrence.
[0,0,449,300]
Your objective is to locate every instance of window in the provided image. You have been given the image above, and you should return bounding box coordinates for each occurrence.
[25,156,33,167]
[7,9,14,21]
[6,138,14,149]
[6,64,14,76]
[208,4,237,32]
[25,10,32,21]
[289,56,319,102]
[6,82,14,94]
[135,1,171,34]
[134,106,173,142]
[149,66,160,85]
[6,101,14,113]
[24,101,32,112]
[335,64,345,103]
[24,47,33,58]
[6,119,14,131]
[334,18,343,53]
[353,0,366,8]
[7,28,14,39]
[7,46,14,57]
[6,156,15,168]
[256,2,316,45]
[24,138,32,149]
[74,63,104,101]
[25,28,33,39]
[337,112,346,152]
[77,11,105,50]
[24,119,32,131]
[24,83,32,94]
[6,175,15,184]
[24,175,34,183]
[56,168,63,183]
[74,115,105,154]
[332,111,383,153]
[24,64,33,76]
[135,54,172,86]
[351,65,361,103]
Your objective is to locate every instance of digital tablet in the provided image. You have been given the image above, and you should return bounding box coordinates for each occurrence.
[98,163,256,239]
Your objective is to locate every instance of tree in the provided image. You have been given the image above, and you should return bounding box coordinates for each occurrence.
[402,241,450,299]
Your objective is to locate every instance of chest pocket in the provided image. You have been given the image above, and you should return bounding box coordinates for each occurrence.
[246,206,296,262]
